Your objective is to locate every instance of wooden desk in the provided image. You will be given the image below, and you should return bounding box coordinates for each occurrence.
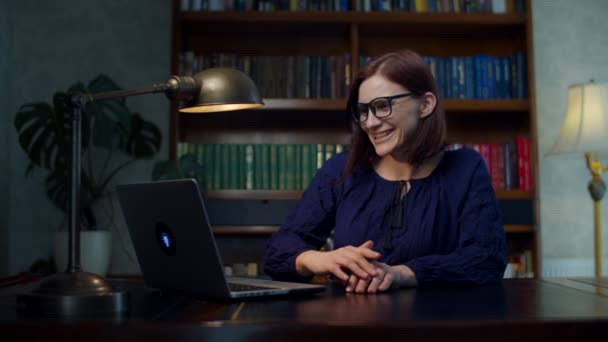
[1,278,608,341]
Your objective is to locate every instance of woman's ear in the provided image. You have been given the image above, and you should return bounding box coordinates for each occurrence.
[419,92,437,119]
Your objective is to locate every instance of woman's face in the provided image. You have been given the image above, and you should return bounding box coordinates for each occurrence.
[358,74,423,159]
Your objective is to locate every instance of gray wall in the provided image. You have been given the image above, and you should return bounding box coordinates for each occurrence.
[1,1,10,277]
[534,0,608,276]
[2,0,171,276]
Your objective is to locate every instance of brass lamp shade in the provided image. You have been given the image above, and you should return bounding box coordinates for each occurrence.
[180,68,264,113]
[547,81,608,155]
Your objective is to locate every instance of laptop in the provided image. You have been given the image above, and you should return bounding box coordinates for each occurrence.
[116,178,325,300]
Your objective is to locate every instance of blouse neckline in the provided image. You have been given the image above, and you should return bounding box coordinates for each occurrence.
[371,150,448,185]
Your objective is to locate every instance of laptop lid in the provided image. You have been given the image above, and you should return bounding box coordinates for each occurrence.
[116,179,324,299]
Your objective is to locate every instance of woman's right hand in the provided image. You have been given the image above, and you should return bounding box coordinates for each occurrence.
[295,240,381,282]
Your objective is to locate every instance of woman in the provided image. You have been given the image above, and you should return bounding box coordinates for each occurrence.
[263,49,506,293]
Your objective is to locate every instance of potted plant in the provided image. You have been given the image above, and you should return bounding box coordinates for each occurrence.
[14,74,162,275]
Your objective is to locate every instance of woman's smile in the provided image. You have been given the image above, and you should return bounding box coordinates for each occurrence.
[370,128,395,143]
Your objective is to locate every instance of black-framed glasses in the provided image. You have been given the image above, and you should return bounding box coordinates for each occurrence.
[351,92,414,123]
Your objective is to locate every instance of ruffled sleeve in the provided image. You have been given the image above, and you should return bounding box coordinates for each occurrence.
[404,154,507,285]
[262,154,345,282]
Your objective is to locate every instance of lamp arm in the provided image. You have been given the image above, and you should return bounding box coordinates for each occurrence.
[68,75,199,107]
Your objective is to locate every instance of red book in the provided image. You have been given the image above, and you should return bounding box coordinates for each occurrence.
[516,135,530,190]
[479,143,492,174]
[496,144,506,190]
[490,143,501,190]
[522,136,531,190]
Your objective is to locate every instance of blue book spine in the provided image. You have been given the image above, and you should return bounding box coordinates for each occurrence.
[464,56,475,99]
[486,55,495,99]
[502,56,512,99]
[473,55,483,99]
[438,57,447,98]
[341,0,349,10]
[516,51,527,99]
[444,57,454,99]
[493,57,502,99]
[457,57,465,99]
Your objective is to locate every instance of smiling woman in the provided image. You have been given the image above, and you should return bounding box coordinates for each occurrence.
[263,49,507,293]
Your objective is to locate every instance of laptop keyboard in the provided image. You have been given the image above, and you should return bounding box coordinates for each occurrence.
[228,282,276,292]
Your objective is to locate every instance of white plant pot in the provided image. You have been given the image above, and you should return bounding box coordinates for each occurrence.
[53,230,112,276]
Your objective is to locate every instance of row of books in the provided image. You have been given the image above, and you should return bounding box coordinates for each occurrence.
[180,52,527,100]
[178,143,348,190]
[447,135,532,191]
[422,53,528,100]
[180,0,524,13]
[504,250,534,278]
[355,0,524,12]
[181,53,352,99]
[178,138,531,191]
[182,0,349,11]
[224,262,260,277]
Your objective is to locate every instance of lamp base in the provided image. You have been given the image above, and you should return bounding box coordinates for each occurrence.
[16,271,129,317]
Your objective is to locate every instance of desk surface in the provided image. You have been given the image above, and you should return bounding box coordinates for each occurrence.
[1,278,608,341]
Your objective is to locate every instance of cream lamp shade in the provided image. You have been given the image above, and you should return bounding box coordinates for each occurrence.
[547,81,608,155]
[546,80,608,279]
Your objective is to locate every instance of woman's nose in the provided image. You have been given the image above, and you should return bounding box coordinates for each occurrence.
[363,110,382,128]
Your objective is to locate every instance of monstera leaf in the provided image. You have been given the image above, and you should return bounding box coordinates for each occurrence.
[14,75,162,227]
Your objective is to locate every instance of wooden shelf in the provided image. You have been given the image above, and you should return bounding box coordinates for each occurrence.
[205,190,302,201]
[257,98,530,112]
[212,225,279,235]
[258,98,346,111]
[504,225,535,234]
[205,189,532,201]
[211,224,534,236]
[495,189,533,200]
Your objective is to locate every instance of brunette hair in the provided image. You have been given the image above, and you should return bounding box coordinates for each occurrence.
[342,49,446,178]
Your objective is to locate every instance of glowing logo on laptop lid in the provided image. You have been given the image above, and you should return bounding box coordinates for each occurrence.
[155,222,176,256]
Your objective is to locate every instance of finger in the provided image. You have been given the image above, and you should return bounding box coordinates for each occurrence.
[329,264,350,282]
[361,248,381,260]
[355,277,370,294]
[343,249,379,277]
[336,252,374,279]
[357,241,382,261]
[377,271,395,291]
[366,267,385,294]
[346,274,359,293]
[367,275,384,294]
[359,240,374,249]
[341,260,372,280]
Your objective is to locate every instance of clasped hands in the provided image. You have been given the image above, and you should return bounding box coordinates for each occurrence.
[295,240,415,294]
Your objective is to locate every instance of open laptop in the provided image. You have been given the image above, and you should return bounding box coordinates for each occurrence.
[116,178,325,300]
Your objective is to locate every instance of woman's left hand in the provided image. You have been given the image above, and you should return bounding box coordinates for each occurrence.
[345,263,417,294]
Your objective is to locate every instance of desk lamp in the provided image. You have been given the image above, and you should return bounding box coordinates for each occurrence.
[547,80,608,278]
[17,68,263,316]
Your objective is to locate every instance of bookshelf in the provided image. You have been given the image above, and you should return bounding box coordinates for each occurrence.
[169,0,538,278]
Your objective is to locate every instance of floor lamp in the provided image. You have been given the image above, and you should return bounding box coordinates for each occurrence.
[17,68,264,316]
[547,80,608,278]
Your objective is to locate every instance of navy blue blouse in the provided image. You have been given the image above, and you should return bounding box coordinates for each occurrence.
[263,148,507,286]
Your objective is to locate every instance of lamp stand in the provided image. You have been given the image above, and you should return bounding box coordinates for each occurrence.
[16,77,198,317]
[16,98,129,317]
[585,152,607,278]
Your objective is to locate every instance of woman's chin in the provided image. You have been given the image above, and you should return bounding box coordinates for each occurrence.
[373,145,392,157]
